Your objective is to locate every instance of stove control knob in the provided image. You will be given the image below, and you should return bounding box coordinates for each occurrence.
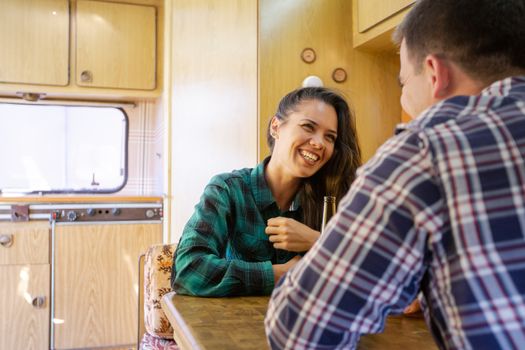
[66,211,78,222]
[146,209,155,219]
[112,208,121,216]
[86,208,96,217]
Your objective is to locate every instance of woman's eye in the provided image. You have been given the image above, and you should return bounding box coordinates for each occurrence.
[301,124,314,131]
[326,135,336,143]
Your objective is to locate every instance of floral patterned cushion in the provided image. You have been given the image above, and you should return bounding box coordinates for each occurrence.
[144,243,177,339]
[140,332,179,350]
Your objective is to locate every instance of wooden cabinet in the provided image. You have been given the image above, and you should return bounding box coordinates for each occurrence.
[76,0,156,90]
[352,0,415,51]
[0,0,69,86]
[53,222,162,349]
[0,222,50,350]
[0,0,159,97]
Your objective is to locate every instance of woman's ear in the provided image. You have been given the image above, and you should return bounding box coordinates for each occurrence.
[270,116,280,139]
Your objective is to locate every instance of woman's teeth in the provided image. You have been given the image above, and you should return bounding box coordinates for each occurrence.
[300,150,319,162]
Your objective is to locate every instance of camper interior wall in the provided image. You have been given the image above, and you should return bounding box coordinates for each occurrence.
[167,0,259,243]
[165,0,403,243]
[260,0,402,162]
[120,101,164,196]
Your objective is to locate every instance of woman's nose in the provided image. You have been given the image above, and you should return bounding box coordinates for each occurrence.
[309,134,324,149]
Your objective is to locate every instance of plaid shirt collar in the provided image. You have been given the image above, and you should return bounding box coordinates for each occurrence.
[395,75,525,135]
[251,156,302,212]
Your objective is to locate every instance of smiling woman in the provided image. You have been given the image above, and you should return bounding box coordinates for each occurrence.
[266,87,361,231]
[0,103,127,194]
[171,87,361,297]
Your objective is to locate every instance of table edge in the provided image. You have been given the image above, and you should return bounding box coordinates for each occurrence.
[161,292,203,350]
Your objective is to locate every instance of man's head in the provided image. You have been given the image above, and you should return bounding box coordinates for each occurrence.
[393,0,525,119]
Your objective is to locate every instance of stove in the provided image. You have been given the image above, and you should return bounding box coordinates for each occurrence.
[0,203,162,222]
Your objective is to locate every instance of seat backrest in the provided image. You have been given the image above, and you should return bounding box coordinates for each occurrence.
[143,243,177,338]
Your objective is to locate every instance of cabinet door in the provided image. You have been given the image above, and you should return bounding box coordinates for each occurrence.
[76,0,156,90]
[0,222,50,265]
[0,0,69,86]
[54,222,162,349]
[357,0,415,33]
[0,264,50,350]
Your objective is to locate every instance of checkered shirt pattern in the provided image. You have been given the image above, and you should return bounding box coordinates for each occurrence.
[265,76,525,350]
[172,158,300,296]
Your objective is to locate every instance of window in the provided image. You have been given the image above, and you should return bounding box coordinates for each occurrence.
[0,103,128,194]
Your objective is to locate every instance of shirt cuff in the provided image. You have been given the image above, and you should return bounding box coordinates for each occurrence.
[260,261,275,294]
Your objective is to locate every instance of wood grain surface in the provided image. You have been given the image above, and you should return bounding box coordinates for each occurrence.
[0,221,49,265]
[259,0,402,163]
[0,196,162,203]
[0,0,69,86]
[0,264,50,350]
[162,292,438,350]
[162,293,269,350]
[54,222,162,349]
[358,314,438,349]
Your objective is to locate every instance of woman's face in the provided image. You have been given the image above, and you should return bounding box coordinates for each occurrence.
[271,99,338,179]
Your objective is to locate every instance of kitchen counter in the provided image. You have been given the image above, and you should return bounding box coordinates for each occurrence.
[0,195,163,203]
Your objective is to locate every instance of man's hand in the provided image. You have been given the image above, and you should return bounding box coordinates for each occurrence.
[265,217,320,252]
[403,299,422,316]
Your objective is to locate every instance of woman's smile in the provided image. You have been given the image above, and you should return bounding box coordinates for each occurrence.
[299,149,320,165]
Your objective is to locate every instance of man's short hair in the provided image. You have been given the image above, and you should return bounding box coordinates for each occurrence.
[393,0,525,83]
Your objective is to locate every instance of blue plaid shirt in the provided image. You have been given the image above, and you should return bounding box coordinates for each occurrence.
[265,76,525,349]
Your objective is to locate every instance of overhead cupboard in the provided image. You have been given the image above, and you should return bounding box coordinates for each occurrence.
[353,0,415,51]
[76,0,156,90]
[0,0,158,96]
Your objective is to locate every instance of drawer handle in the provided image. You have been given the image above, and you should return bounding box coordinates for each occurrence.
[0,234,13,247]
[32,296,46,309]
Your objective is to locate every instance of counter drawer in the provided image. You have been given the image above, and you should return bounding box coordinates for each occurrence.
[0,222,49,265]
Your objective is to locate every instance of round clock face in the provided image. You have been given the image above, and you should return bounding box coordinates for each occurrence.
[332,68,347,83]
[301,48,316,63]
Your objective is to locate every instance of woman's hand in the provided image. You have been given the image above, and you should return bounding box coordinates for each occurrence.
[272,255,301,284]
[265,217,320,252]
[403,299,422,316]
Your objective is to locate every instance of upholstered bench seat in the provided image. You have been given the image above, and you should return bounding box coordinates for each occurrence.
[140,332,180,350]
[140,244,178,350]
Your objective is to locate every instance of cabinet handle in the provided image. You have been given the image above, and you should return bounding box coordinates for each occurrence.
[32,296,46,309]
[80,70,93,83]
[0,234,13,247]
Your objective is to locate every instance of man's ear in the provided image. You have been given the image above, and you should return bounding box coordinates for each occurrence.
[424,54,451,99]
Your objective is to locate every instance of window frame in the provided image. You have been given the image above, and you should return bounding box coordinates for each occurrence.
[0,102,129,195]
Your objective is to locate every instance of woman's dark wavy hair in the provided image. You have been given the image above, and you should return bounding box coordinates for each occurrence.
[267,87,361,231]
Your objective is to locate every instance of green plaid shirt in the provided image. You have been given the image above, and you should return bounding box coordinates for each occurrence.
[172,158,301,296]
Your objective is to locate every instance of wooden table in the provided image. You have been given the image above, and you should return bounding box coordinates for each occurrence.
[161,292,438,350]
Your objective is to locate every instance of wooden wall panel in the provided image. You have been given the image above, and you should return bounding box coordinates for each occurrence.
[260,0,402,162]
[168,0,258,242]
